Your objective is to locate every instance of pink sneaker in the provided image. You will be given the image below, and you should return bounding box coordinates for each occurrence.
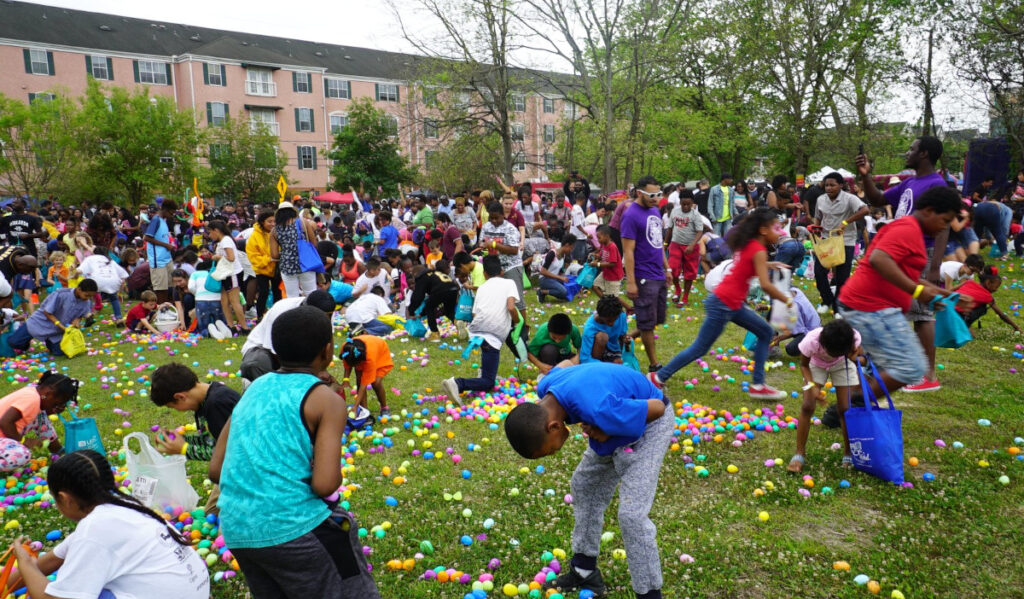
[646,372,663,389]
[747,384,787,400]
[903,378,941,393]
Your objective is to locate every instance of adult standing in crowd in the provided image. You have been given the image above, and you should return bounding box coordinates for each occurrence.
[143,200,178,304]
[812,172,868,313]
[271,201,318,298]
[622,175,669,372]
[246,211,279,320]
[708,173,735,237]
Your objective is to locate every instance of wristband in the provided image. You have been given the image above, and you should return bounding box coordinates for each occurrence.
[841,220,848,227]
[180,442,189,456]
[802,382,816,391]
[912,284,924,299]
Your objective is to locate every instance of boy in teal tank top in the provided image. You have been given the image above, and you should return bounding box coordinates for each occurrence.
[211,306,380,598]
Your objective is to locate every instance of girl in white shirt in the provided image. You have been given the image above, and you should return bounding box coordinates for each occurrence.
[8,450,209,599]
[209,220,250,336]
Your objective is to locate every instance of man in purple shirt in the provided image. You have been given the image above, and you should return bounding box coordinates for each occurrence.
[855,135,947,392]
[621,175,669,372]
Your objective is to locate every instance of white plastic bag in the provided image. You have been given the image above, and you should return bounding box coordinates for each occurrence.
[122,432,199,511]
[768,267,797,332]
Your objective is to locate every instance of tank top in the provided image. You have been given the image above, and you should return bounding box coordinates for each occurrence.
[218,372,330,548]
[340,260,360,284]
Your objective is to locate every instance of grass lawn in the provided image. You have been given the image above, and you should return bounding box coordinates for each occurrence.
[2,264,1024,599]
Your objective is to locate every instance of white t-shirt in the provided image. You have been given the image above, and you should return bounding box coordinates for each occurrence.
[940,261,968,287]
[584,212,601,226]
[570,204,587,239]
[468,277,519,349]
[187,270,220,303]
[241,296,305,355]
[48,504,209,599]
[666,190,680,209]
[216,237,243,275]
[352,271,391,297]
[344,294,392,324]
[77,254,128,294]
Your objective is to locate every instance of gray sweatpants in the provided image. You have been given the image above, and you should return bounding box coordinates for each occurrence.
[503,265,527,310]
[570,405,673,594]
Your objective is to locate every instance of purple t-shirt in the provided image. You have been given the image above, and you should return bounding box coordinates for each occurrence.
[619,202,665,281]
[883,172,945,248]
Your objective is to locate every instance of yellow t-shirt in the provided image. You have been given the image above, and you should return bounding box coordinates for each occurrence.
[719,185,731,222]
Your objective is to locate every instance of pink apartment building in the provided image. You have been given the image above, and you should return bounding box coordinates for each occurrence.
[0,1,569,193]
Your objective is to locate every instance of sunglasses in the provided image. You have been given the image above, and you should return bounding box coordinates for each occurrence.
[638,190,664,199]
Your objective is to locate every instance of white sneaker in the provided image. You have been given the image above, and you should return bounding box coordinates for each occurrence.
[245,307,257,319]
[442,377,463,406]
[208,323,225,340]
[215,320,233,338]
[816,305,831,314]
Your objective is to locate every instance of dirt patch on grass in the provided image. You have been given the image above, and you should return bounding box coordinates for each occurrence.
[785,506,883,554]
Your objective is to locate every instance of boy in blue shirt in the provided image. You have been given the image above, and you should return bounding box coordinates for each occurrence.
[580,295,630,364]
[376,211,400,257]
[504,362,672,599]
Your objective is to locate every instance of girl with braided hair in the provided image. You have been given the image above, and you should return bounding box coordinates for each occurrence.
[7,450,210,599]
[0,371,79,472]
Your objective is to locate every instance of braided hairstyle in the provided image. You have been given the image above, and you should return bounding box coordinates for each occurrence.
[48,450,190,545]
[37,371,80,408]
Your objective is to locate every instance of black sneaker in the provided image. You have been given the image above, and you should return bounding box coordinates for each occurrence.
[647,363,662,373]
[543,567,608,597]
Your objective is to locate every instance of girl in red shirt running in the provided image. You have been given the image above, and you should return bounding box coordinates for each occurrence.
[648,207,791,399]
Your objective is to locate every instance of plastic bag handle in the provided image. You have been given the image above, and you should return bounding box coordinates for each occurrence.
[928,291,959,310]
[121,432,165,466]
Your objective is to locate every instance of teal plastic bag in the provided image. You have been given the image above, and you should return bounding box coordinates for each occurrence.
[622,339,641,373]
[404,319,427,338]
[60,408,106,455]
[576,264,598,289]
[742,330,759,351]
[930,292,972,348]
[455,289,474,322]
[0,324,15,358]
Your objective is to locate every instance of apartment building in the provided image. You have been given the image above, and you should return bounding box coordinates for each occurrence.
[0,1,568,192]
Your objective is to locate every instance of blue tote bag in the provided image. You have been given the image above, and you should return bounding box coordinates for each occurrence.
[455,289,474,322]
[845,358,904,484]
[59,408,106,455]
[930,292,972,349]
[295,220,326,274]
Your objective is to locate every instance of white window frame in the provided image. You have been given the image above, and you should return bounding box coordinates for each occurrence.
[325,78,351,99]
[329,113,348,134]
[138,60,168,85]
[543,97,555,113]
[207,62,224,86]
[377,83,399,103]
[384,115,399,137]
[512,123,525,141]
[246,68,276,96]
[545,152,556,171]
[209,143,229,161]
[544,124,555,143]
[512,94,526,112]
[296,107,314,132]
[513,152,525,172]
[295,71,312,93]
[424,149,437,169]
[423,118,438,139]
[90,55,110,80]
[210,102,228,127]
[298,145,316,170]
[28,49,50,75]
[249,108,279,136]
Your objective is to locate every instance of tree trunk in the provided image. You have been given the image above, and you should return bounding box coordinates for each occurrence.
[921,28,935,137]
[602,92,617,192]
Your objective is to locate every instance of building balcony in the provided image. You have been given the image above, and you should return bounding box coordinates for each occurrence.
[245,80,277,97]
[249,121,280,136]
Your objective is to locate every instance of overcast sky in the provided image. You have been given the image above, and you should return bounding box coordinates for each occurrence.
[24,0,990,133]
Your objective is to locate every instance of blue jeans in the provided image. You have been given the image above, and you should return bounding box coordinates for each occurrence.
[7,325,63,355]
[195,300,225,337]
[838,305,926,385]
[774,239,805,271]
[100,292,122,320]
[713,219,730,237]
[538,276,568,301]
[973,202,1011,255]
[657,294,773,384]
[361,319,393,336]
[456,342,500,392]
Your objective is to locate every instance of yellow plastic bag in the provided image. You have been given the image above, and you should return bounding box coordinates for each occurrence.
[377,314,406,329]
[811,229,845,269]
[59,326,86,358]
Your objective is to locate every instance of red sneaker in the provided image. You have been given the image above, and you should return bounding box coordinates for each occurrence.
[646,372,663,389]
[902,378,941,393]
[747,384,787,400]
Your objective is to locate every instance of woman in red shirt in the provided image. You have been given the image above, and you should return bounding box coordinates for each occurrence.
[838,186,970,392]
[648,207,791,400]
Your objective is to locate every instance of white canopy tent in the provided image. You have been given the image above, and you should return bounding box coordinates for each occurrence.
[806,166,856,183]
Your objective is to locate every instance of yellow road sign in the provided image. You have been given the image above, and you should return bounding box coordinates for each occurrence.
[277,176,288,202]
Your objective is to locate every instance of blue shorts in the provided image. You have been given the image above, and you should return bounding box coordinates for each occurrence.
[838,305,926,385]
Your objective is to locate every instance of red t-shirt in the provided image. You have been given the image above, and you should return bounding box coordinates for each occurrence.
[839,216,927,312]
[714,239,764,309]
[953,280,993,311]
[599,241,624,281]
[125,303,153,328]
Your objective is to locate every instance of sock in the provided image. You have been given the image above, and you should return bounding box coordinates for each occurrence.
[571,554,597,577]
[574,566,594,578]
[637,590,662,599]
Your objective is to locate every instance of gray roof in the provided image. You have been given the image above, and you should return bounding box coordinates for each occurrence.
[0,0,428,80]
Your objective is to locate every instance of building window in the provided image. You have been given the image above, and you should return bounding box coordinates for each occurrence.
[28,93,56,104]
[298,145,317,170]
[564,102,576,118]
[330,113,348,134]
[207,102,228,127]
[295,108,315,132]
[209,143,229,161]
[245,68,276,96]
[25,49,53,75]
[423,88,438,107]
[249,108,279,136]
[293,71,312,93]
[544,124,555,143]
[325,78,350,99]
[545,152,556,171]
[424,150,437,170]
[88,55,112,80]
[383,115,399,137]
[512,94,526,112]
[423,118,438,139]
[135,60,169,85]
[513,152,525,172]
[543,97,554,113]
[376,83,399,103]
[512,123,525,141]
[205,63,225,86]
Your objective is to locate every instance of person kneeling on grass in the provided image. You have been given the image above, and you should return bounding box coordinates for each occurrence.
[340,335,394,418]
[580,295,631,364]
[343,286,393,336]
[212,306,379,599]
[7,279,97,356]
[124,289,174,334]
[527,313,582,374]
[504,362,672,599]
[150,362,241,514]
[7,450,210,599]
[0,372,78,472]
[789,319,861,473]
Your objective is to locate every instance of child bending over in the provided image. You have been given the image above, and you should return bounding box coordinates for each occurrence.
[955,269,1022,333]
[124,290,173,334]
[580,295,630,364]
[340,335,394,418]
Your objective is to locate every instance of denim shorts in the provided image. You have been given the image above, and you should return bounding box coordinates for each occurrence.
[838,305,926,385]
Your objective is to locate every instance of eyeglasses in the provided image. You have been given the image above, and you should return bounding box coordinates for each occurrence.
[638,190,664,199]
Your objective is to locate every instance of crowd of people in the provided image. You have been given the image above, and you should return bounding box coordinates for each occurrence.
[1,136,1022,599]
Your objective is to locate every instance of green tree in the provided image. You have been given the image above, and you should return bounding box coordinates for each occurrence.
[0,91,81,199]
[78,79,201,206]
[423,130,511,194]
[204,117,288,203]
[326,98,418,194]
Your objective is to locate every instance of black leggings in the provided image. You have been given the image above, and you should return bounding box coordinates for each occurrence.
[255,273,282,318]
[423,288,459,333]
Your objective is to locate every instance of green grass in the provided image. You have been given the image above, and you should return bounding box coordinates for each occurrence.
[3,266,1024,599]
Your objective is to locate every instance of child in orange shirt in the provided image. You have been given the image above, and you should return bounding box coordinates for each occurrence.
[341,335,394,417]
[425,239,443,269]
